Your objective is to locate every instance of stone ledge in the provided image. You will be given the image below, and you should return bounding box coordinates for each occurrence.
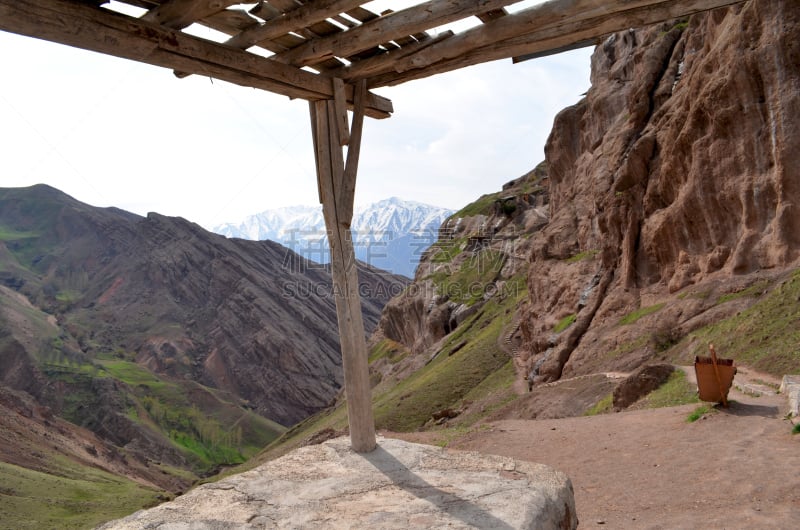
[780,375,800,419]
[99,436,577,529]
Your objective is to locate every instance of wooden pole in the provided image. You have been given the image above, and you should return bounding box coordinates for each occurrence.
[709,343,728,408]
[310,81,376,453]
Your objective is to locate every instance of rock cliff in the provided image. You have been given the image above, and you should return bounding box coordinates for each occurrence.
[520,0,800,381]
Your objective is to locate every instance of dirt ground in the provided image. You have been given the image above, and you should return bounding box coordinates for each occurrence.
[386,368,800,529]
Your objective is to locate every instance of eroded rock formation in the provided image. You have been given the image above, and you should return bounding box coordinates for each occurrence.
[521,0,800,381]
[377,165,549,355]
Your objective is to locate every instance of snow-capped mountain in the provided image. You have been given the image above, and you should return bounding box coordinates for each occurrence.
[213,197,453,278]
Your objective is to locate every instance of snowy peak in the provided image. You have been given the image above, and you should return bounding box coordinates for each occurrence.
[212,198,453,277]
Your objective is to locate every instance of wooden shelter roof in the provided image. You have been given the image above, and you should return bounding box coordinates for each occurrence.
[1,0,744,119]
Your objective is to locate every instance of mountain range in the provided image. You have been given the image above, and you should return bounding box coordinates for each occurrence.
[0,184,406,488]
[212,197,453,278]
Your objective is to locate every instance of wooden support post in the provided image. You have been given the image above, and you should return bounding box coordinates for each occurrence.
[332,78,351,147]
[310,88,376,453]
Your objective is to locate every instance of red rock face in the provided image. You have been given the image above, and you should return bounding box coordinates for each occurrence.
[521,1,800,381]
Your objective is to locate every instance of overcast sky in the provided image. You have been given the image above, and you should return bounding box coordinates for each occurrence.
[0,2,592,230]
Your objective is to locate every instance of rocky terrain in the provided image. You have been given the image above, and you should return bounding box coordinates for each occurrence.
[376,161,548,357]
[261,0,799,457]
[243,10,800,528]
[366,0,800,419]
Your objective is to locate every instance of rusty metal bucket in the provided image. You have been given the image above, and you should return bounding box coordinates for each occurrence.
[694,344,735,406]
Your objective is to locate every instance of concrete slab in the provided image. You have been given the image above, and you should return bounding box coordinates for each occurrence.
[99,436,577,529]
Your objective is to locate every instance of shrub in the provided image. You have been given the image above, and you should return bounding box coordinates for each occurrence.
[686,404,712,423]
[651,323,682,352]
[554,314,577,333]
[620,303,665,325]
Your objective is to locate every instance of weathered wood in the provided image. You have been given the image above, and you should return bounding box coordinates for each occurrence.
[201,7,261,34]
[513,39,598,64]
[340,80,366,227]
[270,0,524,67]
[312,99,376,453]
[226,0,367,50]
[325,101,347,212]
[345,6,379,24]
[477,8,508,23]
[141,0,240,30]
[365,0,746,87]
[309,102,324,204]
[248,2,281,22]
[332,78,351,147]
[0,0,392,118]
[334,31,454,82]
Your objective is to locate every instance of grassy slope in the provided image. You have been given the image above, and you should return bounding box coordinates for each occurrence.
[2,253,285,474]
[679,270,800,375]
[0,459,161,530]
[248,285,525,466]
[1,284,285,528]
[83,358,286,471]
[372,296,517,431]
[251,268,800,466]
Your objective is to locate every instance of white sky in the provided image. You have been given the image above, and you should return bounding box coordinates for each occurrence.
[0,2,592,230]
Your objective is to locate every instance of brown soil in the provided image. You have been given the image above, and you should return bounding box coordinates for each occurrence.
[385,368,800,528]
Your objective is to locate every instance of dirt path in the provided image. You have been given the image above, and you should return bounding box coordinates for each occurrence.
[386,368,800,528]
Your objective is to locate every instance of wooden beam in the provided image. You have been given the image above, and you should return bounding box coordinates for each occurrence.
[270,0,525,67]
[225,0,367,50]
[513,39,598,64]
[340,79,366,226]
[309,102,324,204]
[311,98,376,453]
[365,0,747,87]
[141,0,240,30]
[0,0,392,118]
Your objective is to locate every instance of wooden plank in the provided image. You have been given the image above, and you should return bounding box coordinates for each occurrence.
[116,0,161,10]
[235,0,358,67]
[312,99,376,453]
[0,0,393,118]
[346,45,390,62]
[270,0,525,66]
[332,14,357,29]
[335,31,453,82]
[393,34,418,47]
[248,2,282,22]
[201,8,261,35]
[332,78,350,147]
[477,8,508,23]
[366,0,747,87]
[141,0,240,30]
[345,6,379,23]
